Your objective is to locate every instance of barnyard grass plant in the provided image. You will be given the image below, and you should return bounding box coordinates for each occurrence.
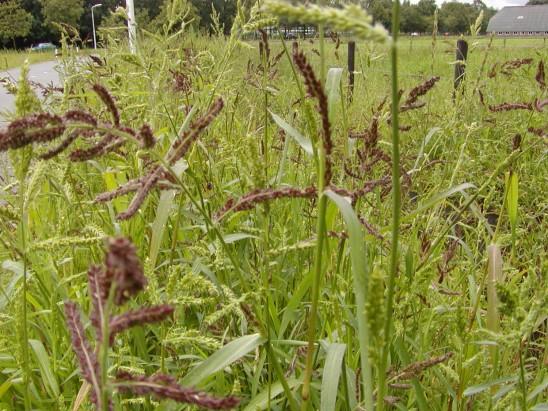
[0,0,546,410]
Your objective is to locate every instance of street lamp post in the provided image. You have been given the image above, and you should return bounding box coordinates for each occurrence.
[91,3,102,50]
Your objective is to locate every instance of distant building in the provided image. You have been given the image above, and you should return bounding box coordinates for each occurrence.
[487,5,548,36]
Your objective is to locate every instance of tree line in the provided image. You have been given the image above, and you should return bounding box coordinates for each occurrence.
[0,0,164,48]
[1,0,546,49]
[369,0,496,34]
[1,0,230,48]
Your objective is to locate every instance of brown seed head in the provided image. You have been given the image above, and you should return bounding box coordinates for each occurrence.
[512,134,522,151]
[404,76,440,106]
[0,113,65,151]
[138,123,156,148]
[170,69,192,94]
[167,97,224,165]
[89,54,105,66]
[216,186,317,220]
[115,371,240,409]
[109,305,174,343]
[527,126,546,137]
[93,84,120,126]
[536,60,545,88]
[292,50,333,185]
[105,237,147,305]
[489,102,533,112]
[64,301,102,408]
[258,29,271,62]
[64,109,98,126]
[500,57,533,75]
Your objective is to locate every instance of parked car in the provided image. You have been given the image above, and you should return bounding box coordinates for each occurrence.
[30,42,56,52]
[284,32,297,40]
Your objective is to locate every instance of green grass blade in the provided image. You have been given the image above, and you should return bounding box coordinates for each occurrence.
[222,233,259,244]
[149,190,176,269]
[486,244,502,334]
[269,111,313,155]
[505,172,518,249]
[320,342,346,411]
[403,183,476,222]
[29,339,60,398]
[528,377,548,402]
[243,377,301,411]
[413,127,441,171]
[463,375,518,397]
[0,379,13,400]
[182,334,267,387]
[325,67,343,120]
[325,190,374,411]
[279,270,313,339]
[149,160,188,268]
[0,260,24,310]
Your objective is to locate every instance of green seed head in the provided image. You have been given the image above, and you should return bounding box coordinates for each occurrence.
[262,1,389,43]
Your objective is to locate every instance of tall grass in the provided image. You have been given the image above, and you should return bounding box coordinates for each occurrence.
[0,3,546,411]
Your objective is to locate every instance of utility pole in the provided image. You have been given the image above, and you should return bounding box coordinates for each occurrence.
[126,0,137,53]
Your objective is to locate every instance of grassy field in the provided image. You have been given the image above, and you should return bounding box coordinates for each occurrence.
[0,14,546,411]
[0,50,57,70]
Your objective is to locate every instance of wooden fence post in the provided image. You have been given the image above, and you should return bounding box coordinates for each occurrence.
[348,41,356,101]
[453,39,468,96]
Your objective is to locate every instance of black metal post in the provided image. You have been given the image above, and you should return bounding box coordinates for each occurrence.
[348,41,356,102]
[454,39,468,95]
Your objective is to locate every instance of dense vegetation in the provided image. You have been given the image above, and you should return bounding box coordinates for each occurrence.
[0,1,547,410]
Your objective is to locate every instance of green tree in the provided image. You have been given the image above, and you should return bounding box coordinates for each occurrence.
[138,0,164,18]
[439,2,474,34]
[79,0,118,46]
[20,0,50,46]
[368,0,392,31]
[190,0,237,34]
[400,1,429,33]
[0,0,33,46]
[526,0,548,4]
[416,0,436,17]
[481,7,497,33]
[40,0,84,34]
[437,1,494,35]
[147,0,199,34]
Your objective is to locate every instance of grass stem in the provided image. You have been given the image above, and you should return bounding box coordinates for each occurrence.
[20,192,31,410]
[378,1,402,409]
[100,288,115,411]
[301,20,328,408]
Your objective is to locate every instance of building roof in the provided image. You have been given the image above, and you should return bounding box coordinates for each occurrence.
[487,5,548,32]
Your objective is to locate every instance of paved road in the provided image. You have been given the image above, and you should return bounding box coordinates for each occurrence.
[1,60,60,178]
[0,60,60,123]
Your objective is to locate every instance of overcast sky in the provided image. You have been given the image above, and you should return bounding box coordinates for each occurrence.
[410,0,527,9]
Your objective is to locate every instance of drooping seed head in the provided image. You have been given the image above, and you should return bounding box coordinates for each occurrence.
[115,371,240,409]
[92,84,120,126]
[105,237,147,305]
[536,60,545,89]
